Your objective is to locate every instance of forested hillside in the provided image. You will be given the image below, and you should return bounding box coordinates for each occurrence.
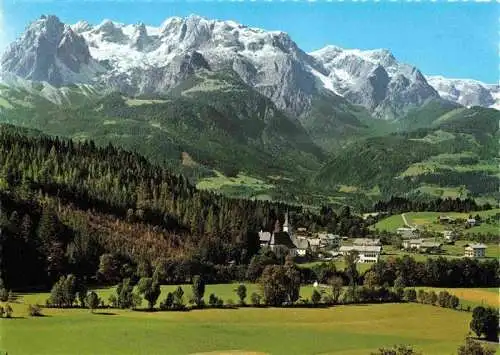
[0,125,368,290]
[315,106,500,201]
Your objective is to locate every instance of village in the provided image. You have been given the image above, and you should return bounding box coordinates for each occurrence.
[259,212,489,263]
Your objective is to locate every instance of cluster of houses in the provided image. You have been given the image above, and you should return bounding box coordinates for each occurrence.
[259,213,489,263]
[258,212,341,257]
[439,215,478,228]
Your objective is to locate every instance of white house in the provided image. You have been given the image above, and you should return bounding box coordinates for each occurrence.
[402,239,424,250]
[293,238,310,257]
[339,245,382,263]
[258,230,272,248]
[466,218,477,227]
[464,244,487,258]
[442,230,456,242]
[353,238,381,246]
[397,227,418,239]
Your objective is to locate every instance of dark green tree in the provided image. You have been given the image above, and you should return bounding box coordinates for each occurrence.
[235,284,247,305]
[191,275,206,306]
[137,277,161,310]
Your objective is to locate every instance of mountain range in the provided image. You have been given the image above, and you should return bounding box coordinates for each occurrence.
[0,14,498,206]
[2,15,498,115]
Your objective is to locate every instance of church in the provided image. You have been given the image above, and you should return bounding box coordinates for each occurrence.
[258,212,309,256]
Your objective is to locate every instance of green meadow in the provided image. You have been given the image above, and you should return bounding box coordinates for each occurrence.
[373,209,500,235]
[1,298,488,355]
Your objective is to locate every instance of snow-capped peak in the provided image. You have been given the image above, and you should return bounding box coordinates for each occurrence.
[426,75,500,109]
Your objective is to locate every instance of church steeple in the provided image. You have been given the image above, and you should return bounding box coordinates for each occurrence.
[283,211,290,233]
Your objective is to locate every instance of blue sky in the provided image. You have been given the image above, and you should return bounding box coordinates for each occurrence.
[1,1,498,83]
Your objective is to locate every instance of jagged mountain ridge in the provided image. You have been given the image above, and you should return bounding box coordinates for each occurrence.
[426,76,500,110]
[3,14,496,119]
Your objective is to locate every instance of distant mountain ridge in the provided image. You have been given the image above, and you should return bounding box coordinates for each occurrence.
[2,14,498,119]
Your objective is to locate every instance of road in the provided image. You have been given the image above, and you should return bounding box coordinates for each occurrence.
[401,213,412,228]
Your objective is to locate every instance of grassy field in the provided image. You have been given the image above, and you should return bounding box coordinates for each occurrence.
[196,171,275,199]
[1,297,489,355]
[373,209,500,235]
[416,287,498,309]
[382,241,499,260]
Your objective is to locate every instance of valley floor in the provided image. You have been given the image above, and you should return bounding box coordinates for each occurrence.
[0,303,482,355]
[1,286,499,355]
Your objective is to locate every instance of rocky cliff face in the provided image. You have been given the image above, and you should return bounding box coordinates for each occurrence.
[1,15,104,86]
[310,46,440,119]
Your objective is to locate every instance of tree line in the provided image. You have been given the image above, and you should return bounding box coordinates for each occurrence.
[372,196,491,215]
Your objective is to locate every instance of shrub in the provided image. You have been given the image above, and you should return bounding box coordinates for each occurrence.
[250,292,261,306]
[235,284,247,305]
[108,294,118,308]
[226,299,235,306]
[173,286,185,310]
[448,295,460,309]
[208,293,224,308]
[28,304,42,317]
[0,306,4,318]
[371,344,421,354]
[403,288,417,302]
[311,290,322,305]
[322,294,334,305]
[131,293,142,310]
[159,292,174,311]
[86,291,100,313]
[4,304,12,318]
[458,337,495,355]
[0,288,9,302]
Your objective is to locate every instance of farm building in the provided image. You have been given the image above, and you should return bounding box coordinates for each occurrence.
[353,238,381,246]
[442,230,457,242]
[464,244,487,258]
[419,241,442,254]
[402,239,424,250]
[438,216,455,224]
[397,227,418,239]
[318,233,340,248]
[339,245,381,263]
[466,218,477,227]
[401,239,442,253]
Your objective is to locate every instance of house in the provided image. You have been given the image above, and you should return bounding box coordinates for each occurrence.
[419,241,442,254]
[339,245,381,263]
[402,239,424,250]
[466,218,477,227]
[292,237,310,257]
[402,239,441,253]
[439,216,455,224]
[258,230,272,248]
[308,238,322,252]
[464,244,487,258]
[442,230,456,242]
[397,227,418,239]
[318,233,340,248]
[353,238,381,246]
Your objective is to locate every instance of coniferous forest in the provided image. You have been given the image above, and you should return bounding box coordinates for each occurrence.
[0,125,368,289]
